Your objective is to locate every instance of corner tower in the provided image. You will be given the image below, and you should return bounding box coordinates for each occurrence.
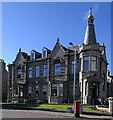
[79,7,108,105]
[84,7,97,45]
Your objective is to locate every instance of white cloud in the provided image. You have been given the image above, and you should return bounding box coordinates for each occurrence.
[83,4,100,23]
[93,4,100,14]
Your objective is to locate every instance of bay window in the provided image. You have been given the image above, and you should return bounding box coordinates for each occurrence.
[83,56,89,72]
[91,56,97,71]
[83,56,97,72]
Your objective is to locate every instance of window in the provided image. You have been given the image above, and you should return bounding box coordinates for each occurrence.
[19,85,23,97]
[35,86,39,96]
[55,63,61,75]
[42,47,47,58]
[91,56,97,71]
[72,60,75,74]
[14,86,18,96]
[17,67,22,78]
[36,66,40,77]
[43,65,48,77]
[59,83,63,97]
[30,51,35,60]
[51,84,57,96]
[28,86,32,97]
[43,86,47,96]
[29,67,33,78]
[83,56,89,72]
[43,50,47,58]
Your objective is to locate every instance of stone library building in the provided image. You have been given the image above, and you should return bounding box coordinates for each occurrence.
[7,8,108,105]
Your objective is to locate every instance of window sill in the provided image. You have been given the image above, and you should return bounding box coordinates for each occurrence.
[81,70,98,73]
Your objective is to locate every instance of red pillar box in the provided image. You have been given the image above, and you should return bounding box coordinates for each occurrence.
[74,100,80,117]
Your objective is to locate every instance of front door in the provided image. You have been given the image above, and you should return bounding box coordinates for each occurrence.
[90,82,99,105]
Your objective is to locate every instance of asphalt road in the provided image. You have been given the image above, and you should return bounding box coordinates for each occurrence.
[1,109,113,120]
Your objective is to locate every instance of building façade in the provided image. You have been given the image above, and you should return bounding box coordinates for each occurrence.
[7,8,108,105]
[0,59,8,102]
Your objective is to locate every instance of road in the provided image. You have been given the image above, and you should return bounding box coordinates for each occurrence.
[1,109,113,120]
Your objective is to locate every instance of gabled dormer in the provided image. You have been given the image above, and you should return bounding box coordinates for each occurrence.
[30,49,42,60]
[14,48,29,65]
[51,38,67,59]
[42,47,51,58]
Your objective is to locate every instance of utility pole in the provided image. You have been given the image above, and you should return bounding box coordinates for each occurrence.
[69,42,76,101]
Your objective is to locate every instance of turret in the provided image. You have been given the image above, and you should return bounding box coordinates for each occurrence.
[84,7,97,45]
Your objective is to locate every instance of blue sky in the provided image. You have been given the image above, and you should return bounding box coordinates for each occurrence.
[2,2,111,72]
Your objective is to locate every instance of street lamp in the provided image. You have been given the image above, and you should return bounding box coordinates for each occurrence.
[69,42,76,102]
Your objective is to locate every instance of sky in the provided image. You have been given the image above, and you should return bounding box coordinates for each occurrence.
[2,2,111,73]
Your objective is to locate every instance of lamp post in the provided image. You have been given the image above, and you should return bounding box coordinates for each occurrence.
[69,42,76,102]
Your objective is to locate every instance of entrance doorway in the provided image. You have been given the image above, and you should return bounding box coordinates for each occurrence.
[90,82,99,105]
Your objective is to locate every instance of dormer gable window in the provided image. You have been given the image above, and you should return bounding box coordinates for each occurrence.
[30,50,35,60]
[42,47,47,58]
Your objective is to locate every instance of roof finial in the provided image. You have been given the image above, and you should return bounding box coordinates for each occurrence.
[19,48,21,52]
[57,37,59,42]
[89,7,92,16]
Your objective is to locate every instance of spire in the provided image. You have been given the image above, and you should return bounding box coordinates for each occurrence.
[89,7,92,16]
[84,7,97,45]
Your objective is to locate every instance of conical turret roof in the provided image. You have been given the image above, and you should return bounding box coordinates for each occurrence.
[84,7,97,45]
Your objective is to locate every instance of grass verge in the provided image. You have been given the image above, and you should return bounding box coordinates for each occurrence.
[1,103,108,113]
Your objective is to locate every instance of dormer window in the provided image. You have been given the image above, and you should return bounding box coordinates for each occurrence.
[42,48,47,58]
[30,50,35,60]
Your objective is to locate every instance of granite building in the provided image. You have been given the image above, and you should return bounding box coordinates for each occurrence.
[107,71,113,98]
[0,59,8,102]
[7,8,108,105]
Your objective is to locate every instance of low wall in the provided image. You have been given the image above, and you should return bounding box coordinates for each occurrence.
[96,105,109,112]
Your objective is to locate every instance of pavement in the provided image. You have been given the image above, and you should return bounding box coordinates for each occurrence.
[1,109,113,119]
[1,105,113,119]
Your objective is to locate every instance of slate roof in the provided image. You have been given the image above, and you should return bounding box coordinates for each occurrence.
[21,52,30,60]
[84,7,97,45]
[43,47,51,53]
[61,44,68,51]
